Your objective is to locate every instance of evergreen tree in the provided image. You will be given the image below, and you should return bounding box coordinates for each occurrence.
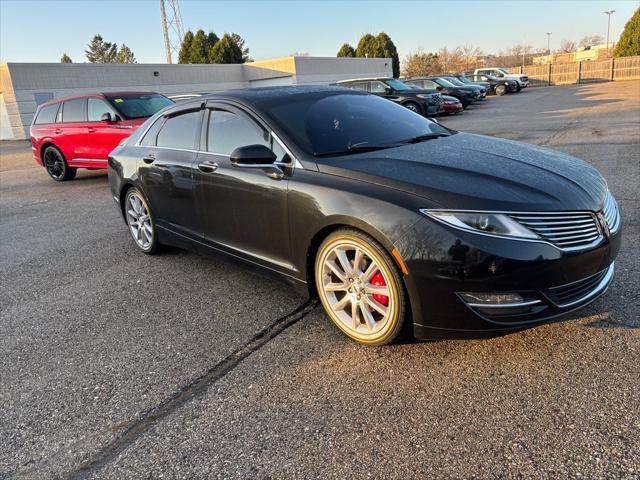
[115,44,136,64]
[85,34,117,63]
[60,53,72,63]
[355,33,377,58]
[189,29,209,63]
[206,31,219,51]
[375,32,400,78]
[178,30,194,63]
[337,43,355,57]
[209,33,249,63]
[614,8,640,57]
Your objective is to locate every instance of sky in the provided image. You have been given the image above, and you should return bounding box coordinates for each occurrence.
[0,0,637,63]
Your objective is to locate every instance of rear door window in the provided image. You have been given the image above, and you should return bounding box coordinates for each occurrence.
[61,98,85,122]
[34,103,60,125]
[156,110,201,150]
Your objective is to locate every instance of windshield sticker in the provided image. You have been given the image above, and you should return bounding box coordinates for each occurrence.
[114,98,124,103]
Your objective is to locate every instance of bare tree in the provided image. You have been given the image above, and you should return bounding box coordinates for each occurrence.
[558,39,577,53]
[401,48,440,77]
[579,35,605,49]
[460,44,483,70]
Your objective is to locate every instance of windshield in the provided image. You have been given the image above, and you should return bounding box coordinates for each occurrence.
[261,93,451,157]
[457,76,471,84]
[107,94,174,119]
[435,78,456,88]
[384,79,413,91]
[497,68,510,74]
[444,77,464,86]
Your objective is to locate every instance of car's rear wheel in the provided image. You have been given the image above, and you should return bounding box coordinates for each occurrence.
[43,146,76,181]
[403,102,420,114]
[315,229,406,345]
[495,84,507,96]
[124,188,158,254]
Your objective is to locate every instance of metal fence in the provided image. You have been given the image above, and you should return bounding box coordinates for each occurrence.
[507,56,640,86]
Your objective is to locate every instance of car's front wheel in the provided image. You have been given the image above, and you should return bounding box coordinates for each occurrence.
[495,84,507,96]
[315,229,406,345]
[43,146,76,181]
[124,188,159,254]
[403,102,420,114]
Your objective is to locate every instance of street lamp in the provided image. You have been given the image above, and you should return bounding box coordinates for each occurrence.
[546,32,552,57]
[604,10,615,52]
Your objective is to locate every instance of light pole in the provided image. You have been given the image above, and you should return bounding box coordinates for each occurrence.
[604,10,615,52]
[546,32,552,55]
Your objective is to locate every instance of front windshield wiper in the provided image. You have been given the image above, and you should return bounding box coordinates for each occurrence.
[401,132,451,144]
[315,142,401,157]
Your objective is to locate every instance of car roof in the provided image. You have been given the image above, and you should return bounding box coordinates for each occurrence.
[38,91,160,108]
[334,78,393,84]
[179,85,361,103]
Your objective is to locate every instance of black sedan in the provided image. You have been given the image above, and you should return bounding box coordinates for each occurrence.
[404,77,477,108]
[109,86,621,345]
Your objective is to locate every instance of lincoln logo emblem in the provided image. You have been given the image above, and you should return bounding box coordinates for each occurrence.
[597,212,610,238]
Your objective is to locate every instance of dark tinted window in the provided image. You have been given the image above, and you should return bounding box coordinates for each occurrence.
[139,117,165,146]
[262,93,450,156]
[207,110,268,155]
[62,98,85,122]
[34,103,59,125]
[107,94,173,119]
[88,98,118,121]
[156,110,200,149]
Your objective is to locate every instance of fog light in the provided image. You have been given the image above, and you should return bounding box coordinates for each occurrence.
[460,292,524,305]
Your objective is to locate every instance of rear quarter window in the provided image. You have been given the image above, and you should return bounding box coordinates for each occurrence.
[33,103,60,125]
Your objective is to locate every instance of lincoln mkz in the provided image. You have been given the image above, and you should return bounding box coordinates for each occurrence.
[108,86,621,345]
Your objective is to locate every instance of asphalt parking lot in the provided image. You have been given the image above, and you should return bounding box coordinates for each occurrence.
[1,81,639,479]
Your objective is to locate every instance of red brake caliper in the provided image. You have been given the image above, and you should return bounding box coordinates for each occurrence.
[370,271,389,306]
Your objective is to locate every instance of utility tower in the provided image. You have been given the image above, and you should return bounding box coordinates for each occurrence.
[160,0,185,64]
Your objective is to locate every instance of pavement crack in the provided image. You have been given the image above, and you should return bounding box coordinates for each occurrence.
[63,298,318,480]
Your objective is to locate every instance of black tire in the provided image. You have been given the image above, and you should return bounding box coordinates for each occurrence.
[314,228,407,346]
[123,187,160,254]
[43,146,77,182]
[495,84,507,96]
[403,102,421,114]
[515,85,522,92]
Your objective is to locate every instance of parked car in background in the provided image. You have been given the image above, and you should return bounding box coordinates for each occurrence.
[334,78,444,116]
[441,95,464,115]
[404,77,477,108]
[474,68,529,91]
[464,73,518,96]
[441,76,487,99]
[109,86,620,345]
[30,92,173,181]
[450,74,491,92]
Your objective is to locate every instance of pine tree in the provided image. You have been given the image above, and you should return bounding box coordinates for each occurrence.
[115,44,136,64]
[355,34,377,58]
[207,31,219,51]
[375,32,400,78]
[60,53,72,63]
[209,33,249,63]
[178,30,194,63]
[337,43,355,57]
[85,34,117,63]
[188,29,209,63]
[614,8,640,57]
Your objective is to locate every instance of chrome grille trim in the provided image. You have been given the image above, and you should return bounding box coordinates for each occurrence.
[509,212,602,251]
[545,263,615,308]
[602,191,621,233]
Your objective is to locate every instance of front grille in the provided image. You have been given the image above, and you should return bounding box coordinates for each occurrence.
[429,94,443,106]
[545,267,610,307]
[509,212,602,251]
[602,192,620,233]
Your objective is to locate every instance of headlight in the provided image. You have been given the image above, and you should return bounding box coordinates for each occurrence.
[415,94,432,99]
[420,210,540,239]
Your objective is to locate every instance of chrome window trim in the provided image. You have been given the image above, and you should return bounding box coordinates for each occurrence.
[420,208,606,253]
[271,131,303,169]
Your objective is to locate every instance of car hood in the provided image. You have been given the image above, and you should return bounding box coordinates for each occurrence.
[317,132,607,212]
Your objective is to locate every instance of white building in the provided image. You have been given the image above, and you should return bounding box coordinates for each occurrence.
[0,56,392,140]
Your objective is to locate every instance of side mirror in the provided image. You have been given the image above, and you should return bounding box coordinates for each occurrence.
[436,86,444,91]
[230,144,283,179]
[384,86,393,94]
[101,112,113,122]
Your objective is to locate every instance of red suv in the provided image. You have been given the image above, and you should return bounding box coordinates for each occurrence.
[30,92,173,181]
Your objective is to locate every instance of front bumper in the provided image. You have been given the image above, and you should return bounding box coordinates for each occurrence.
[394,216,621,339]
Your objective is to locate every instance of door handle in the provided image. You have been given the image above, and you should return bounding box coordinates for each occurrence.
[88,127,96,133]
[54,129,62,134]
[142,153,156,164]
[198,161,218,173]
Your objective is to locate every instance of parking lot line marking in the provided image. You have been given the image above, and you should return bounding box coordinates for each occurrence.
[63,299,319,480]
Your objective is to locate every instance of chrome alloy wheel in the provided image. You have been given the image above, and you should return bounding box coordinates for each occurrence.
[125,192,154,250]
[317,237,399,342]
